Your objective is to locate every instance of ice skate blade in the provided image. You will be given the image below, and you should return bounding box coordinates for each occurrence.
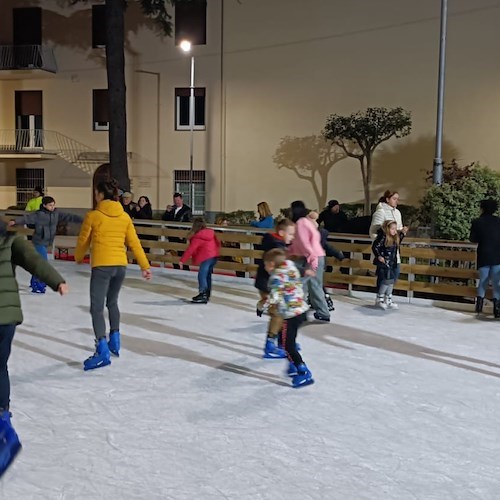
[262,352,287,359]
[292,378,315,388]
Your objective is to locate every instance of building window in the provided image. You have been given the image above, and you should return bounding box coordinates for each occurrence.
[16,168,44,207]
[92,5,106,48]
[175,88,205,131]
[175,0,207,46]
[93,89,109,131]
[174,170,205,215]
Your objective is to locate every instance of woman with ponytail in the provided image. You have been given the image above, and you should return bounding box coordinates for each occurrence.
[75,180,152,371]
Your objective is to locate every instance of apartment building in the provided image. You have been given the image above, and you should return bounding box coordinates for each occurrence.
[0,0,498,212]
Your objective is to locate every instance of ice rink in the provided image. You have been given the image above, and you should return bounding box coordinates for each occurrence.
[2,261,499,499]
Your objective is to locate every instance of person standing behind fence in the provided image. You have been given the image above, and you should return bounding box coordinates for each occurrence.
[372,221,404,310]
[318,199,348,233]
[250,202,274,229]
[288,201,331,322]
[470,199,500,318]
[25,186,43,212]
[75,180,152,371]
[180,218,220,304]
[9,196,83,294]
[369,190,408,289]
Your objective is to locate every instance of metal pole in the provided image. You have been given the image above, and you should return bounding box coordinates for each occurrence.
[433,0,448,186]
[189,55,195,209]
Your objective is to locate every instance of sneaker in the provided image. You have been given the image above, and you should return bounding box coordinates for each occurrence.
[313,312,330,322]
[376,296,387,310]
[263,339,287,359]
[108,331,120,357]
[386,296,398,310]
[292,364,314,387]
[0,411,22,477]
[192,292,208,304]
[84,338,111,371]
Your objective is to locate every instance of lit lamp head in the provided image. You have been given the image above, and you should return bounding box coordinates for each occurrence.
[179,40,192,53]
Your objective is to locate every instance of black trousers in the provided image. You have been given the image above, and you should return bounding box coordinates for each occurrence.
[281,313,307,367]
[0,324,16,411]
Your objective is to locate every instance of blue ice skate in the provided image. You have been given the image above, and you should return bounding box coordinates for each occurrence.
[287,362,298,377]
[292,364,314,388]
[263,339,287,359]
[84,338,111,371]
[30,277,46,294]
[108,331,120,357]
[0,411,22,477]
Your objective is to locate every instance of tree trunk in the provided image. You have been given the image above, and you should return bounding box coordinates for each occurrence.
[358,157,371,215]
[106,0,130,191]
[319,170,328,209]
[365,153,372,215]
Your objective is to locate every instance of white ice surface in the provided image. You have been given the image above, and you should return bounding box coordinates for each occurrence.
[1,261,500,499]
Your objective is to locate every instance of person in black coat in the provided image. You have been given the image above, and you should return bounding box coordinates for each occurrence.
[318,199,348,233]
[161,193,192,223]
[470,198,500,317]
[255,218,296,359]
[133,196,153,220]
[162,193,192,270]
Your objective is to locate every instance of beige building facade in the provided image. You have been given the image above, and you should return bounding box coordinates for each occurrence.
[0,0,499,213]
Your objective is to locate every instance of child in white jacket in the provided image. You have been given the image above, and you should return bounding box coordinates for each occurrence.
[264,248,314,388]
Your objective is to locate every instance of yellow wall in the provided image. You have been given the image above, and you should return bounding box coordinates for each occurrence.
[0,0,499,213]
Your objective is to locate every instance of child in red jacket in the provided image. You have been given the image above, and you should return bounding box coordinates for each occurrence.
[180,218,220,303]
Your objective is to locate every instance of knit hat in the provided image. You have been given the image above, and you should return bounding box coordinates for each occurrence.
[328,199,340,208]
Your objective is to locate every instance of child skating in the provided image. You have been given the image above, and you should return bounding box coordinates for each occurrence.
[254,218,296,358]
[10,196,82,294]
[263,248,313,387]
[371,220,404,310]
[180,218,220,304]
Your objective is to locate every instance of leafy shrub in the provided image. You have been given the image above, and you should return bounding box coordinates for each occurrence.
[214,210,255,225]
[420,163,500,240]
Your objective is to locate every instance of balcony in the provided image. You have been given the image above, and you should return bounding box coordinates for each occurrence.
[0,45,57,78]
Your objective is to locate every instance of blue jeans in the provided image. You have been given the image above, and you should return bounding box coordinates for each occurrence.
[30,244,48,292]
[478,265,500,299]
[198,257,217,293]
[0,325,16,411]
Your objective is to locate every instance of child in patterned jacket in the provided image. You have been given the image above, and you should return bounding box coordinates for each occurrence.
[264,248,314,387]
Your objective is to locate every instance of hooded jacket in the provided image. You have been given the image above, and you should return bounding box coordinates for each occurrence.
[180,228,220,265]
[0,221,65,325]
[75,200,150,269]
[287,217,325,271]
[15,208,83,247]
[470,213,500,268]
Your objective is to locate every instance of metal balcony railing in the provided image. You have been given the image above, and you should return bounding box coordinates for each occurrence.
[0,129,103,175]
[0,45,57,73]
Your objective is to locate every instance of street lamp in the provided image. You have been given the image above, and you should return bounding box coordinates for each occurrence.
[433,0,448,186]
[180,39,195,210]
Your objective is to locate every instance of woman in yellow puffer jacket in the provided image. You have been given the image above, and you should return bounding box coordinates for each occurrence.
[75,180,152,371]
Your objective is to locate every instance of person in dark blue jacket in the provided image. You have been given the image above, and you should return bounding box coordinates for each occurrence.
[250,202,274,229]
[255,218,296,358]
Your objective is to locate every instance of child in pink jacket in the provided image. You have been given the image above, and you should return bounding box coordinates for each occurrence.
[180,218,220,303]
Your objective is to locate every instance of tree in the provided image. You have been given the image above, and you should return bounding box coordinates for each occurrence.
[273,135,348,209]
[323,107,412,215]
[420,162,500,240]
[72,0,194,190]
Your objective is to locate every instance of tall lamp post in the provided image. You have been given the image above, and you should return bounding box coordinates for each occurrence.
[433,0,448,186]
[180,40,195,209]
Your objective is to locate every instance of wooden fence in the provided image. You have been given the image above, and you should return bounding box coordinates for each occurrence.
[1,211,488,302]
